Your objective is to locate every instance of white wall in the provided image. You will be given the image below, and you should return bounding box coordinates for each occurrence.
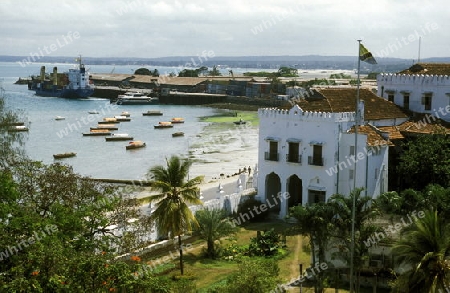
[257,105,391,218]
[377,74,450,122]
[338,133,389,198]
[257,106,356,217]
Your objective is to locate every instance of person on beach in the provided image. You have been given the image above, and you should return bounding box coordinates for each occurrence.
[248,166,251,176]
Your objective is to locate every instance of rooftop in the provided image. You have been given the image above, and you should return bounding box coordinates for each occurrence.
[376,126,405,140]
[291,88,409,121]
[397,120,450,135]
[398,63,450,76]
[348,125,394,147]
[378,119,450,140]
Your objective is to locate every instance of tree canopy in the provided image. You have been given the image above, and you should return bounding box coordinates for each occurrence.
[134,68,160,76]
[397,133,450,189]
[0,161,154,291]
[195,208,237,259]
[391,210,450,292]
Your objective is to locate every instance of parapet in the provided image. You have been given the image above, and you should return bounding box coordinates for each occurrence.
[378,73,450,85]
[258,105,356,123]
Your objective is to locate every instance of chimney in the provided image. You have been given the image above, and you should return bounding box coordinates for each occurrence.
[40,66,45,82]
[53,67,58,86]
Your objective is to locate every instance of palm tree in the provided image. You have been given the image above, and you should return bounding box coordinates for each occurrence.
[147,156,203,275]
[328,188,380,292]
[290,202,335,293]
[195,208,237,259]
[391,210,450,292]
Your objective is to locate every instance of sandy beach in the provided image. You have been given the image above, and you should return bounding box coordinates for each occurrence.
[135,118,259,202]
[187,119,259,184]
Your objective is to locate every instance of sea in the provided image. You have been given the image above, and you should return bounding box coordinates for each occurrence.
[0,61,263,182]
[0,61,354,182]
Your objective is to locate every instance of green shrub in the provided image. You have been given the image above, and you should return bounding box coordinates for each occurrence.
[248,229,282,257]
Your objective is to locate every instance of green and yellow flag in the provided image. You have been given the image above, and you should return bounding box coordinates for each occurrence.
[359,43,377,64]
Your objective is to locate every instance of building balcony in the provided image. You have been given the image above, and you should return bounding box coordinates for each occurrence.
[308,156,324,166]
[264,152,279,161]
[286,153,301,164]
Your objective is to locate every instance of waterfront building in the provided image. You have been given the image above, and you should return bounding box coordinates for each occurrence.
[256,88,409,218]
[377,63,450,122]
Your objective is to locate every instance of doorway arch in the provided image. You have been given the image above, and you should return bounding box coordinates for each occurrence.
[287,175,303,208]
[265,172,281,213]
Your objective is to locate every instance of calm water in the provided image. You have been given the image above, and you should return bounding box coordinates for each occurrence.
[0,62,260,180]
[1,61,352,180]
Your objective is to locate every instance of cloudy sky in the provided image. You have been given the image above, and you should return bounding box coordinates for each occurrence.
[1,0,448,59]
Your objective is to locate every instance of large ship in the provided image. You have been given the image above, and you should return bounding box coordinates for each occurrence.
[28,57,94,99]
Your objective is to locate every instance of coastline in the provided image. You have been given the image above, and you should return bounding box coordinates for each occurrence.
[188,112,258,183]
[134,110,259,201]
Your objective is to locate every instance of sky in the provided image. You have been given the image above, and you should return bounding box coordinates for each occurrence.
[1,0,449,59]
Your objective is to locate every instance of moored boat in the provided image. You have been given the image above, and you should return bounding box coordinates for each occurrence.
[28,56,94,99]
[55,116,65,120]
[233,119,246,125]
[172,132,185,137]
[105,133,133,141]
[121,111,131,117]
[143,110,163,116]
[116,92,158,105]
[154,122,173,129]
[8,125,29,132]
[0,122,25,127]
[102,117,119,123]
[83,129,112,136]
[53,152,76,159]
[114,115,131,122]
[126,140,146,150]
[171,117,184,123]
[90,124,118,130]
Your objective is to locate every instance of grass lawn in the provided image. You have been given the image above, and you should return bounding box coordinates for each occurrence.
[200,110,259,126]
[138,219,391,292]
[139,220,313,291]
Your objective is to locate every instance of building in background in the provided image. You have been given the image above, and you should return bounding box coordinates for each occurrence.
[377,63,450,122]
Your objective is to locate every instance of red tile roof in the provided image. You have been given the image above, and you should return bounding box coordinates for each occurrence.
[292,88,409,120]
[348,125,394,146]
[398,63,450,75]
[377,126,405,140]
[397,120,450,135]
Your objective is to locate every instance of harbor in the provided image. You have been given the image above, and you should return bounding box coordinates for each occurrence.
[1,70,259,182]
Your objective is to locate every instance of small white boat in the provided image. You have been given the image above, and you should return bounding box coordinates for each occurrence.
[114,115,131,122]
[55,116,65,120]
[105,133,133,141]
[8,125,29,132]
[88,110,99,114]
[116,92,159,105]
[121,111,131,117]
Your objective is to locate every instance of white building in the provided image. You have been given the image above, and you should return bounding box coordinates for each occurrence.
[377,63,450,122]
[257,88,409,218]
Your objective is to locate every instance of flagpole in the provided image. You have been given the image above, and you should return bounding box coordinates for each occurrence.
[349,39,362,293]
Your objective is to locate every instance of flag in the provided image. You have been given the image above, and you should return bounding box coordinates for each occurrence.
[359,43,377,64]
